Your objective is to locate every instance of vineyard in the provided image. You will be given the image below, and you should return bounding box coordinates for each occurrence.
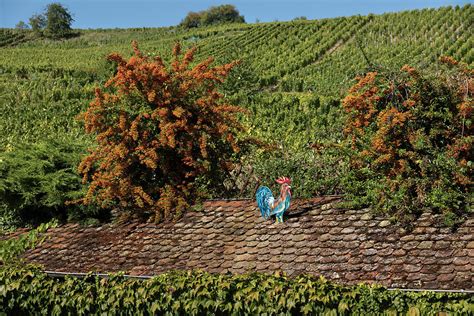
[1,6,472,92]
[0,5,473,313]
[0,29,31,47]
[0,5,472,226]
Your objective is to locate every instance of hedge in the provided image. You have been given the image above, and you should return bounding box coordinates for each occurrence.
[1,265,473,315]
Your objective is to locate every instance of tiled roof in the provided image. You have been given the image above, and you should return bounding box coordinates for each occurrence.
[19,197,474,290]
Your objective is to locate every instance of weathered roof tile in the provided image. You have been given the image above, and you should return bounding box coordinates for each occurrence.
[8,197,471,290]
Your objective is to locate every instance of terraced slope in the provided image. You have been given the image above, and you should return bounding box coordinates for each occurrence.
[0,29,31,47]
[1,5,472,95]
[0,5,472,148]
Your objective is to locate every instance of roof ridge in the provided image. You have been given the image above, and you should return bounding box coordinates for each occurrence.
[205,195,343,201]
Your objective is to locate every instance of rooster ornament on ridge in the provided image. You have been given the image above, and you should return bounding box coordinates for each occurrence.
[256,177,292,223]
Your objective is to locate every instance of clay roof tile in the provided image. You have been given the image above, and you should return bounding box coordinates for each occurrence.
[13,197,473,291]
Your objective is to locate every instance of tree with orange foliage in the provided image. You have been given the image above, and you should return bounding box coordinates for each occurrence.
[342,57,472,224]
[77,41,245,222]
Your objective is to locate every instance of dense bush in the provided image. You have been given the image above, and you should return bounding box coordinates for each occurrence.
[341,58,473,224]
[1,266,473,315]
[180,4,245,28]
[77,41,248,222]
[0,141,102,230]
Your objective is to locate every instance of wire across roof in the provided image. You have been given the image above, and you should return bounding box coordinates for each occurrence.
[19,197,474,291]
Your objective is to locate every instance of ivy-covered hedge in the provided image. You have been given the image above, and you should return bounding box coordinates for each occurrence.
[1,266,473,315]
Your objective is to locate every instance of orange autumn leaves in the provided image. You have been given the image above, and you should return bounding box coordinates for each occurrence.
[77,41,245,222]
[343,71,415,177]
[342,58,472,218]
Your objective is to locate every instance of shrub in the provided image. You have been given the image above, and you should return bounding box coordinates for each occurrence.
[0,141,100,230]
[77,41,246,222]
[341,58,473,224]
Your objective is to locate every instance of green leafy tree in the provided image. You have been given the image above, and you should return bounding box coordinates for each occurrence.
[15,21,29,30]
[201,4,245,25]
[28,3,74,39]
[180,11,201,28]
[180,4,245,28]
[28,13,46,36]
[44,2,74,39]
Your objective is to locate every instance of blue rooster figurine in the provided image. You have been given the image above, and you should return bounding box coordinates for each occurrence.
[256,177,292,223]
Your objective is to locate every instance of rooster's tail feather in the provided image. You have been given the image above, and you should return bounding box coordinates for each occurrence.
[256,186,274,219]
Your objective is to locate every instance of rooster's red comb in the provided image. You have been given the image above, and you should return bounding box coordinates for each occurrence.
[275,177,291,185]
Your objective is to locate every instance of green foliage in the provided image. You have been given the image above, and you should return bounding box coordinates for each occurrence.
[180,12,201,29]
[0,141,105,230]
[0,66,96,148]
[180,4,245,28]
[201,5,245,26]
[28,2,74,39]
[44,3,74,39]
[233,93,348,198]
[1,267,473,315]
[0,221,55,264]
[341,61,473,224]
[29,13,46,36]
[15,21,29,30]
[0,29,30,47]
[0,66,101,228]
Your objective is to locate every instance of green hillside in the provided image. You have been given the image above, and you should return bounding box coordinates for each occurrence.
[1,5,472,92]
[0,5,472,146]
[0,5,472,227]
